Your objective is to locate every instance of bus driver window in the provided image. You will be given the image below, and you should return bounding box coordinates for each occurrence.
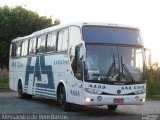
[71,45,83,80]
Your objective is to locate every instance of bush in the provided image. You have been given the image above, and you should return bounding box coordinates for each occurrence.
[146,63,160,96]
[0,67,9,82]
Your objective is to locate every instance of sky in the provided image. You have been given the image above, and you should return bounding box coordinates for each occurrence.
[0,0,160,63]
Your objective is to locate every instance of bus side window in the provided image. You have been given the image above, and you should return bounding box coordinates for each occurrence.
[57,28,68,52]
[21,39,29,56]
[29,37,37,55]
[69,26,81,74]
[14,41,21,57]
[46,32,57,52]
[37,35,46,53]
[11,43,16,57]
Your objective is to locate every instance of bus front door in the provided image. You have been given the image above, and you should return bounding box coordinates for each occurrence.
[70,45,83,104]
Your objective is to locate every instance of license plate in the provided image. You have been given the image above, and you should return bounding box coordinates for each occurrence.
[113,98,124,103]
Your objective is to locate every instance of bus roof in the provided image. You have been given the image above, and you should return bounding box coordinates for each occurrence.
[11,22,139,42]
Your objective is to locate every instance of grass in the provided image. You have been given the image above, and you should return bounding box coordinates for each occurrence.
[147,95,160,101]
[0,81,8,86]
[0,80,10,92]
[0,89,10,92]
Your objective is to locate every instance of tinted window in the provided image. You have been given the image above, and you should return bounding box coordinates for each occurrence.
[57,28,68,52]
[69,26,81,63]
[29,37,37,54]
[11,43,16,57]
[37,35,46,53]
[13,41,21,57]
[21,39,28,56]
[46,32,57,52]
[74,46,83,80]
[83,26,142,45]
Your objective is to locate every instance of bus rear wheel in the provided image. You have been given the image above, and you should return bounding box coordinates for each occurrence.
[18,81,32,99]
[108,105,118,110]
[59,86,71,111]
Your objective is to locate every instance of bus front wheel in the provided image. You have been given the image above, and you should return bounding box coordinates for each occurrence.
[108,105,118,110]
[59,86,71,111]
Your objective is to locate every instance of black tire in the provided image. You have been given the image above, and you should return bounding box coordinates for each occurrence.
[25,94,32,99]
[18,81,32,99]
[59,86,71,111]
[108,105,118,111]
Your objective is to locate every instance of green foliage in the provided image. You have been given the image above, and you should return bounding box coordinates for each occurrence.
[0,6,60,68]
[146,63,160,96]
[0,79,9,92]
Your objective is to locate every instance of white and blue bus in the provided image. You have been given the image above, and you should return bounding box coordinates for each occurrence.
[9,22,147,111]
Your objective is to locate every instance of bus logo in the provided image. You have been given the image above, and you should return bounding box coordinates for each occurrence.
[25,56,55,89]
[117,89,121,94]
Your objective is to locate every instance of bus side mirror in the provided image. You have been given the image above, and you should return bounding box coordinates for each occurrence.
[144,48,152,66]
[79,41,86,61]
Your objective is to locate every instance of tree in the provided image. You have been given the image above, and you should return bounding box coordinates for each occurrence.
[146,62,160,96]
[0,6,60,68]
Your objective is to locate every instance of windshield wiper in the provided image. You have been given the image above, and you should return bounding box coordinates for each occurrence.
[106,54,116,80]
[121,56,135,81]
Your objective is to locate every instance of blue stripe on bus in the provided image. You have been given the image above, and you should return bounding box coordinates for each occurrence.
[35,90,55,95]
[24,86,28,88]
[35,93,56,98]
[35,87,45,90]
[38,56,55,89]
[23,89,56,98]
[24,88,27,91]
[35,92,55,97]
[35,87,55,92]
[25,57,34,86]
[45,90,55,92]
[23,90,27,93]
[35,91,56,97]
[35,89,55,93]
[25,56,55,89]
[45,88,55,92]
[23,88,55,93]
[23,89,55,95]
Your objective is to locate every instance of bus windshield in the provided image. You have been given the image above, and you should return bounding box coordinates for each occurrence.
[85,45,145,83]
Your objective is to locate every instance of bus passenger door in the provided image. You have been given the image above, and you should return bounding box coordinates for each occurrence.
[27,57,36,95]
[28,74,34,94]
[9,43,15,90]
[70,45,83,104]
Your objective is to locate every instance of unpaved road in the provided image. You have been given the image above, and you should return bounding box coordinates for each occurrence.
[0,92,160,120]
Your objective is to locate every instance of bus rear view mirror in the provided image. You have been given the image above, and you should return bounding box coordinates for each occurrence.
[79,41,86,61]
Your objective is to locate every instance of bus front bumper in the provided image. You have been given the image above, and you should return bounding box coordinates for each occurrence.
[82,93,146,105]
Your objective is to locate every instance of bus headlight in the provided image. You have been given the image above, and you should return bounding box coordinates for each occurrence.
[142,98,145,102]
[134,89,146,95]
[84,88,102,95]
[85,97,91,102]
